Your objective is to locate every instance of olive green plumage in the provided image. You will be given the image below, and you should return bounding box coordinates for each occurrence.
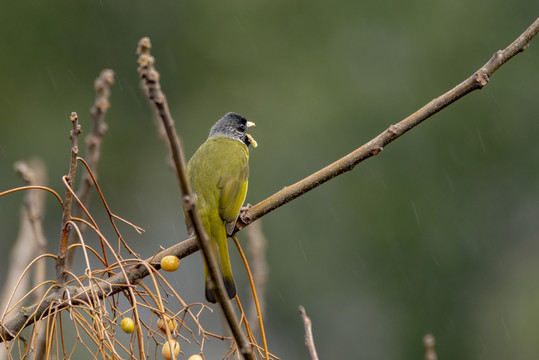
[186,112,256,303]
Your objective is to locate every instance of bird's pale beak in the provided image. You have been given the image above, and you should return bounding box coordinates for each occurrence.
[247,121,256,128]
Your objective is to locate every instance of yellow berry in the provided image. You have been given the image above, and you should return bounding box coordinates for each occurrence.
[161,340,180,360]
[157,315,177,334]
[120,317,135,334]
[161,256,180,272]
[188,355,203,360]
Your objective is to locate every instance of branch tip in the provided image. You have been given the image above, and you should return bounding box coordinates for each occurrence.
[95,69,115,88]
[423,333,437,360]
[136,36,152,56]
[298,306,319,360]
[423,333,435,347]
[137,37,255,359]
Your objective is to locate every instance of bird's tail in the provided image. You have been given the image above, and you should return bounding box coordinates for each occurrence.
[204,232,236,303]
[204,272,236,303]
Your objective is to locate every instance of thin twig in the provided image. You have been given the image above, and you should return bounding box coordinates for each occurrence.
[423,333,437,360]
[75,157,140,258]
[17,161,48,360]
[56,112,82,286]
[0,186,63,206]
[83,69,114,203]
[245,220,268,335]
[298,306,318,360]
[0,160,47,360]
[232,235,269,360]
[136,37,255,360]
[1,160,48,317]
[0,238,195,344]
[236,16,539,231]
[66,69,115,269]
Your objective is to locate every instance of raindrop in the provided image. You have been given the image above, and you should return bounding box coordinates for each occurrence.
[500,316,511,338]
[374,169,386,189]
[431,253,440,267]
[46,65,58,91]
[68,70,78,81]
[411,200,420,225]
[298,238,308,262]
[476,128,486,154]
[443,170,455,192]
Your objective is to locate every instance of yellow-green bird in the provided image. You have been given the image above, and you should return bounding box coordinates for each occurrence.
[186,112,257,303]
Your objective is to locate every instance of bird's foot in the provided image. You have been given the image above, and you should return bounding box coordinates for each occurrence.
[227,204,253,236]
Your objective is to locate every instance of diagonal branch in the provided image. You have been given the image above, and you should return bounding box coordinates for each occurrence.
[0,239,198,344]
[136,37,255,360]
[236,16,539,230]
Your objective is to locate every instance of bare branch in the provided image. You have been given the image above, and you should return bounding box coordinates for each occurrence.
[423,333,437,360]
[55,112,82,285]
[66,69,115,268]
[136,37,255,360]
[0,160,47,360]
[298,306,319,360]
[0,237,197,344]
[1,160,47,317]
[246,220,268,333]
[86,69,114,190]
[237,16,539,230]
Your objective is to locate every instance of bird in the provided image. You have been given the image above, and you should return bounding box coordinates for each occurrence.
[186,112,257,303]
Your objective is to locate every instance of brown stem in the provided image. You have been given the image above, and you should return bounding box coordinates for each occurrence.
[423,333,437,360]
[298,306,319,360]
[236,16,539,230]
[0,237,195,344]
[246,220,268,334]
[66,69,115,269]
[0,160,47,318]
[136,37,255,360]
[55,112,82,286]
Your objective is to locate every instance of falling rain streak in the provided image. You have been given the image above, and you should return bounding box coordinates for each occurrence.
[476,128,487,154]
[411,200,421,225]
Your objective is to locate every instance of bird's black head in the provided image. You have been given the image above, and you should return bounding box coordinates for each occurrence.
[209,112,257,147]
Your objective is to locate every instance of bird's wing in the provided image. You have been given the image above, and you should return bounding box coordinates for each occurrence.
[218,158,249,234]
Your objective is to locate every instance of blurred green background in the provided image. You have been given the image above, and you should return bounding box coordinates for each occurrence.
[1,1,539,359]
